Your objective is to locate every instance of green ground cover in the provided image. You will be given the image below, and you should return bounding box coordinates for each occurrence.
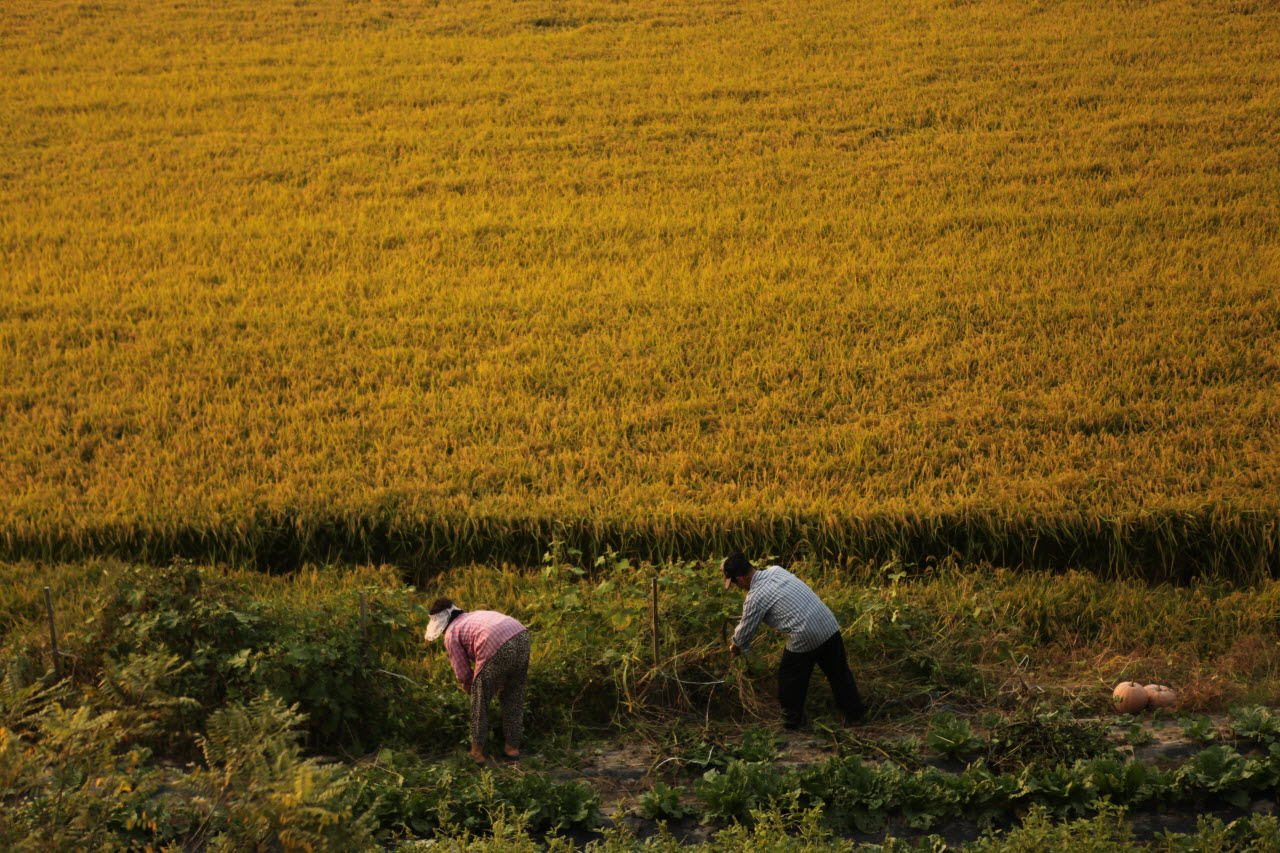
[3,557,1280,849]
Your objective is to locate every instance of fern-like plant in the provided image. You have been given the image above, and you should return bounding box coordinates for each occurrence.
[195,694,377,852]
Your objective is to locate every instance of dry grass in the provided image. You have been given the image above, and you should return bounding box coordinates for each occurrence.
[1,0,1279,573]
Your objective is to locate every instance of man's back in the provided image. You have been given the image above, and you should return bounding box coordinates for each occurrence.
[733,566,839,653]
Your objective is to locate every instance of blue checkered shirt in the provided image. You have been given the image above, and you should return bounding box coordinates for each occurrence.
[731,566,840,654]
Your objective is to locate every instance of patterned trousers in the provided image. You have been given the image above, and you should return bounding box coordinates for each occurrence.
[470,630,531,748]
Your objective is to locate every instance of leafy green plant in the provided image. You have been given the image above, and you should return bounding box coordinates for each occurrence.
[0,698,184,851]
[1122,723,1155,747]
[926,711,985,761]
[879,762,962,831]
[353,748,601,839]
[639,781,695,821]
[80,562,434,752]
[688,803,868,853]
[501,769,603,833]
[1230,706,1280,745]
[732,727,784,763]
[1181,715,1219,746]
[790,753,884,833]
[194,695,377,852]
[1174,745,1275,809]
[968,802,1136,853]
[831,730,924,767]
[949,761,1027,828]
[1156,813,1280,853]
[695,761,788,825]
[1078,756,1173,809]
[1023,762,1098,818]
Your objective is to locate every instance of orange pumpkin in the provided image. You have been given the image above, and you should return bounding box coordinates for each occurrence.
[1144,684,1177,709]
[1112,681,1149,713]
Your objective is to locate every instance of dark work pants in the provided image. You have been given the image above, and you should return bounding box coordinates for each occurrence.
[777,631,865,729]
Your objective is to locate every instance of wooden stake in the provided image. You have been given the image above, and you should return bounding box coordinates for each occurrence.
[44,587,61,678]
[651,577,660,668]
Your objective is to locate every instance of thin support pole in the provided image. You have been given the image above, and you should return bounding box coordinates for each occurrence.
[651,577,660,668]
[44,587,61,678]
[359,592,367,643]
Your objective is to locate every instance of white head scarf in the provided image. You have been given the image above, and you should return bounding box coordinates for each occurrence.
[424,605,462,642]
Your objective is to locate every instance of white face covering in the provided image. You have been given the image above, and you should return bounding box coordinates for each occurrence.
[424,605,461,642]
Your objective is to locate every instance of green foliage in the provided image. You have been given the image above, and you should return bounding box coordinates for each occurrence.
[82,561,433,751]
[195,695,378,852]
[354,748,601,840]
[0,669,64,731]
[1021,762,1098,818]
[691,742,1280,837]
[692,805,856,853]
[927,711,985,761]
[518,554,759,726]
[12,559,1280,849]
[638,781,694,821]
[924,710,1112,772]
[947,762,1027,828]
[94,650,203,753]
[501,769,602,833]
[792,755,1012,834]
[731,727,784,763]
[694,761,788,825]
[0,698,184,851]
[1229,706,1280,745]
[383,806,1280,852]
[1078,756,1174,809]
[836,730,925,767]
[1180,716,1219,746]
[846,582,987,696]
[876,763,965,831]
[795,754,896,833]
[1174,745,1276,809]
[968,803,1136,853]
[1156,813,1280,853]
[1122,723,1155,747]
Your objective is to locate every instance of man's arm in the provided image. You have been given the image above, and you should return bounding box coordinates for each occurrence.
[730,587,771,654]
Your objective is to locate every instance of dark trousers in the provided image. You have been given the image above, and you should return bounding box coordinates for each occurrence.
[777,631,865,729]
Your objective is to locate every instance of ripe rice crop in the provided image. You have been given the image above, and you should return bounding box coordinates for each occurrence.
[1,0,1278,574]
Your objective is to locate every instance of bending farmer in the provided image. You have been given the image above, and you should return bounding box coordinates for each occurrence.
[722,552,866,730]
[425,598,530,765]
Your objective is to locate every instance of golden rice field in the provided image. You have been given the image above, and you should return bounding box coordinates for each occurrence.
[1,0,1279,574]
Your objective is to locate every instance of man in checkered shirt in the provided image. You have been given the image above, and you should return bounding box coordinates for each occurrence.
[724,552,866,730]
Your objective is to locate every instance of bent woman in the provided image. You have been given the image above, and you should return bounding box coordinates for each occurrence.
[425,597,530,764]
